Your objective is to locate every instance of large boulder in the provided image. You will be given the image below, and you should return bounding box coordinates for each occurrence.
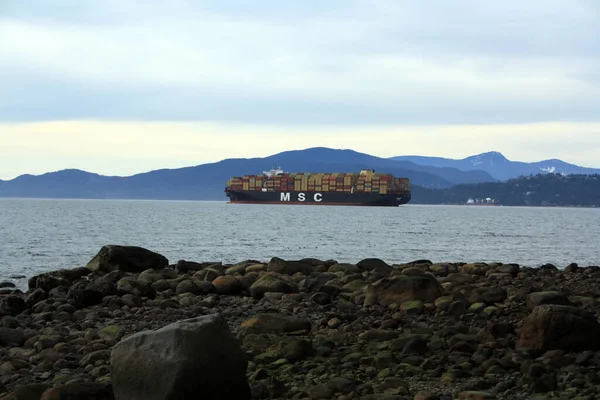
[86,245,168,273]
[364,275,443,306]
[111,314,250,400]
[517,304,600,352]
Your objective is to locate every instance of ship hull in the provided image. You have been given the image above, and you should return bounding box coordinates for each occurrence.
[226,190,410,207]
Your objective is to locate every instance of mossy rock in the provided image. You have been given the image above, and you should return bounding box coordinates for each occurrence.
[99,325,124,342]
[434,296,454,310]
[483,306,499,316]
[468,302,486,313]
[400,300,424,314]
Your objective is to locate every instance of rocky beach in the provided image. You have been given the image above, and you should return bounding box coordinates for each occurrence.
[1,245,600,399]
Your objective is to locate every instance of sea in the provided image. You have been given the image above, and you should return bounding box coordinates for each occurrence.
[1,198,599,289]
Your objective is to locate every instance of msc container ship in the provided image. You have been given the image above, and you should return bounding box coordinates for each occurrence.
[225,168,411,207]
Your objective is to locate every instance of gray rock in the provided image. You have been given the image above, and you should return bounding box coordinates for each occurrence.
[86,270,124,296]
[0,295,27,316]
[28,267,90,291]
[111,314,250,400]
[0,327,25,346]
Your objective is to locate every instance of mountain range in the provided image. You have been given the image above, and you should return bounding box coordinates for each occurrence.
[0,147,598,201]
[389,151,600,181]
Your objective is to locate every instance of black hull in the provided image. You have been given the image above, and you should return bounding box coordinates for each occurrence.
[225,190,411,207]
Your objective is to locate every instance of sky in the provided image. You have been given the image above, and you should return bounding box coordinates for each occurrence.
[1,0,599,179]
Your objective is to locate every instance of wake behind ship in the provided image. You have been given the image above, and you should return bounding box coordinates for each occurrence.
[225,168,411,207]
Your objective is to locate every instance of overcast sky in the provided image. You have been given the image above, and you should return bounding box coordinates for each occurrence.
[1,0,599,179]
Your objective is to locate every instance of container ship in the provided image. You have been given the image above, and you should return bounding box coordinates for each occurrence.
[225,168,411,206]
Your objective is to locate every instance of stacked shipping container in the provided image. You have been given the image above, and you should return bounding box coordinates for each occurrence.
[227,170,410,195]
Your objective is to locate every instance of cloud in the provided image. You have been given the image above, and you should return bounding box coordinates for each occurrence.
[1,0,599,124]
[1,120,599,180]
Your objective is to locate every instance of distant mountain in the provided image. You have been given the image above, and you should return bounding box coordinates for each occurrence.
[389,151,600,181]
[0,147,497,200]
[412,173,600,207]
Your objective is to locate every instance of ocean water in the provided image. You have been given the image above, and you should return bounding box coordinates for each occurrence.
[0,198,599,287]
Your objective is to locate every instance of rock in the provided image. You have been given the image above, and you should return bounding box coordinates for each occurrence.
[80,350,111,367]
[238,314,311,338]
[357,258,392,272]
[0,281,16,289]
[86,245,168,273]
[328,263,361,274]
[250,273,298,298]
[460,263,490,276]
[414,391,440,400]
[0,316,20,328]
[517,304,600,352]
[468,287,507,305]
[267,257,312,275]
[28,267,90,291]
[2,384,52,400]
[310,292,331,305]
[400,300,424,314]
[175,280,201,295]
[67,288,104,308]
[212,276,244,295]
[138,268,178,283]
[458,392,496,399]
[116,278,155,299]
[225,263,247,275]
[86,271,124,296]
[99,325,124,342]
[526,291,570,309]
[40,383,114,400]
[268,337,314,362]
[0,327,25,346]
[245,264,267,273]
[175,260,220,274]
[111,314,250,400]
[364,275,443,306]
[0,295,27,316]
[25,288,48,306]
[194,268,224,282]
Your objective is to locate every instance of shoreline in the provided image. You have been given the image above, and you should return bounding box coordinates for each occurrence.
[1,197,599,209]
[1,246,600,399]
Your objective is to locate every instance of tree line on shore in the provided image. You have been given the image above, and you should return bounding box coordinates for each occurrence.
[411,173,600,207]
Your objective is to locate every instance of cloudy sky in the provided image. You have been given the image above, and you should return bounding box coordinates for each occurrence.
[1,0,599,179]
